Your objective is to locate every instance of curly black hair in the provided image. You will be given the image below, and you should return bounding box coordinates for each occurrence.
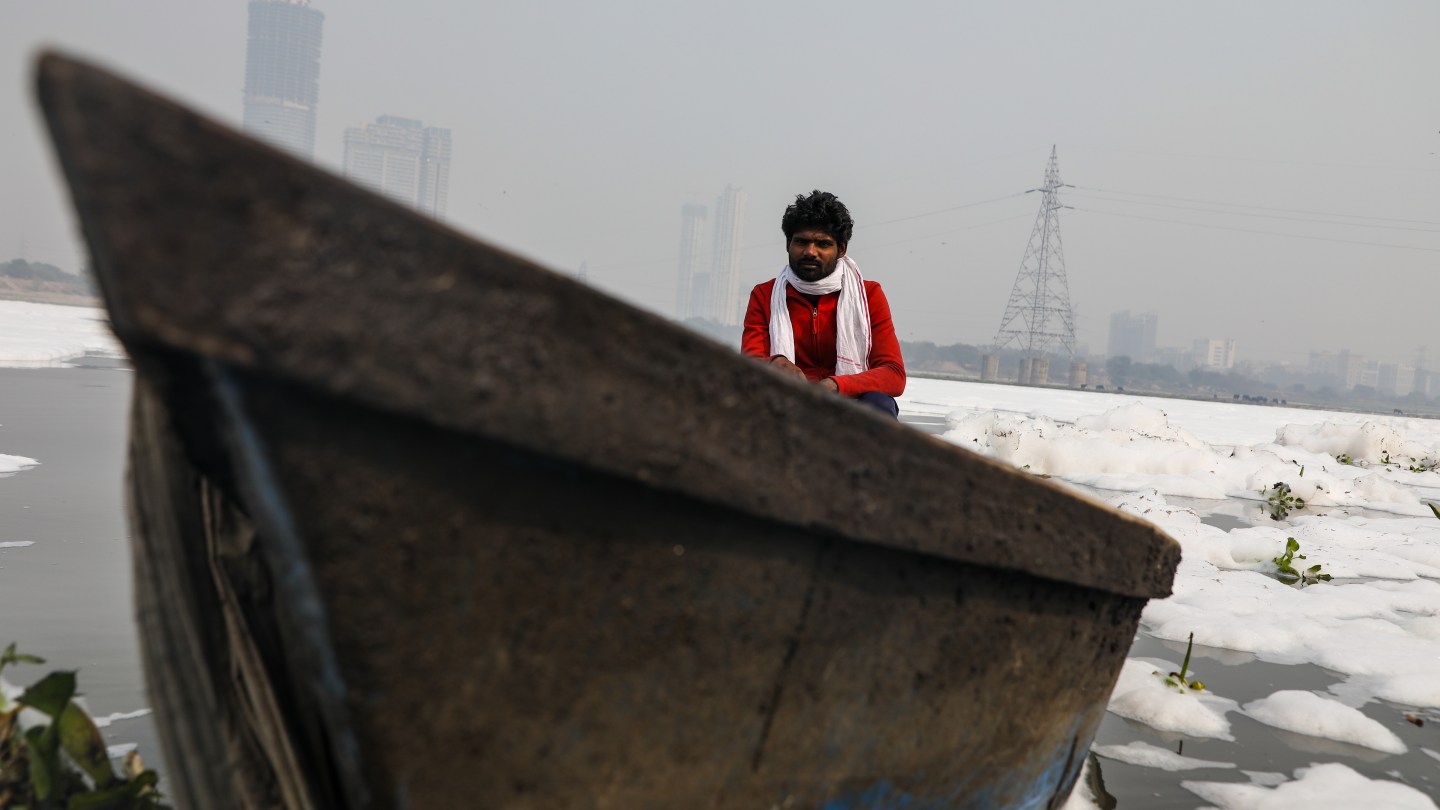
[780,190,853,247]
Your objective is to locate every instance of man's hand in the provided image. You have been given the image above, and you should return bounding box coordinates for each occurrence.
[819,378,839,393]
[768,355,808,381]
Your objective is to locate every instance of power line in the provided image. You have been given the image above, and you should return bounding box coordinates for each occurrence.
[861,213,1034,252]
[863,191,1030,229]
[1072,206,1440,253]
[1071,185,1440,227]
[1070,145,1440,174]
[1065,191,1440,235]
[590,191,1030,275]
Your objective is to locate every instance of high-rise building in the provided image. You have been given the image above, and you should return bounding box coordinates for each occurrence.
[242,0,324,160]
[675,203,708,320]
[708,186,747,326]
[1338,350,1365,388]
[674,185,746,324]
[1107,311,1157,361]
[342,116,453,219]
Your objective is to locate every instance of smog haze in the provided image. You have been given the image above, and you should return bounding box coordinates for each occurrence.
[3,1,1437,367]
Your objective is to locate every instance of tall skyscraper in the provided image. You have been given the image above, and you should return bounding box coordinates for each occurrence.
[342,116,453,219]
[708,185,747,326]
[675,203,708,320]
[242,0,324,160]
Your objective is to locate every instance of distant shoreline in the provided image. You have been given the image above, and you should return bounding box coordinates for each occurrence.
[0,289,101,308]
[908,370,1440,422]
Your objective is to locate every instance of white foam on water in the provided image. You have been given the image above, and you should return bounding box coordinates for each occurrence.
[1241,691,1407,754]
[0,454,39,475]
[0,300,120,368]
[1182,762,1437,809]
[0,541,35,549]
[1092,740,1236,771]
[895,379,1440,792]
[1106,658,1237,740]
[90,708,152,728]
[916,389,1440,717]
[1058,756,1102,810]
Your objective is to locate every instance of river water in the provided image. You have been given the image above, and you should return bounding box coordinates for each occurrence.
[0,359,165,778]
[3,363,1435,807]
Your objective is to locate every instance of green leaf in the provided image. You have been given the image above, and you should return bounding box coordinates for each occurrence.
[1286,537,1300,554]
[1306,564,1322,574]
[57,703,115,788]
[0,643,45,676]
[19,672,76,719]
[1178,632,1195,682]
[1318,573,1333,581]
[24,725,57,800]
[1429,502,1440,522]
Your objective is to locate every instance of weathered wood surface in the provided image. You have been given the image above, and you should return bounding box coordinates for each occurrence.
[38,52,1180,809]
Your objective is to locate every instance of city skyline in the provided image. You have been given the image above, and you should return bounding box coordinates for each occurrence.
[3,2,1438,365]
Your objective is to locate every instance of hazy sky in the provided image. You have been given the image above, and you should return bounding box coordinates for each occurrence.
[3,1,1437,365]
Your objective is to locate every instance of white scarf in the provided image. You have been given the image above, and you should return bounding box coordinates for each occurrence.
[769,255,871,376]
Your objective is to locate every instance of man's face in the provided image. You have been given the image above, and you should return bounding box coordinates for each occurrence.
[787,228,847,282]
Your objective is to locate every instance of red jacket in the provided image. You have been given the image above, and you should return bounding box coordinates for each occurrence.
[741,278,906,398]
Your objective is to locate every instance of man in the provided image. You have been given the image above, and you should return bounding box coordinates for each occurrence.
[740,190,905,417]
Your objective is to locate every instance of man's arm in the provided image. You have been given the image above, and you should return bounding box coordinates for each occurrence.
[741,283,808,381]
[830,282,906,397]
[739,285,772,359]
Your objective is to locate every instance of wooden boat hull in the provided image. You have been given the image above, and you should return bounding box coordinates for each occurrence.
[37,53,1179,809]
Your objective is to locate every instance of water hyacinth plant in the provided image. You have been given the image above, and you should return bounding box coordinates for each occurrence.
[1162,633,1205,693]
[1272,537,1332,587]
[0,643,169,809]
[1261,481,1305,521]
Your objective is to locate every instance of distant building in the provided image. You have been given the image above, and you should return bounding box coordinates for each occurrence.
[674,186,747,324]
[1308,349,1370,390]
[1308,350,1338,377]
[1358,361,1380,390]
[342,116,452,219]
[1193,338,1236,370]
[242,0,324,159]
[675,203,708,320]
[1326,350,1364,388]
[1377,363,1416,398]
[1151,346,1194,370]
[708,185,747,326]
[1107,311,1157,361]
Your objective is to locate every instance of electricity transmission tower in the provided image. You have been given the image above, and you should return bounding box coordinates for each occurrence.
[989,146,1078,382]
